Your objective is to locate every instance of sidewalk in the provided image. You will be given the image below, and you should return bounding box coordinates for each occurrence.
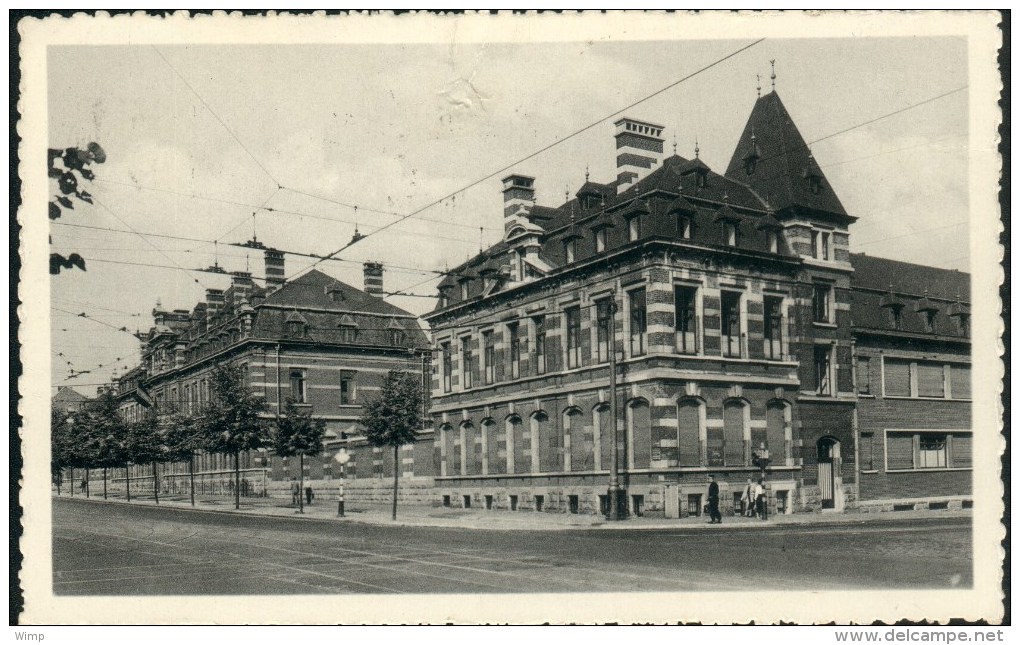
[52,490,971,531]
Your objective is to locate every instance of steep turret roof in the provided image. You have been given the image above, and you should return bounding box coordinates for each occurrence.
[725,92,851,220]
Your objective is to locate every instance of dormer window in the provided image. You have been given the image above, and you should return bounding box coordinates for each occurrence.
[809,175,822,195]
[390,329,405,346]
[628,215,641,242]
[696,172,706,189]
[889,308,903,330]
[723,221,737,247]
[766,230,779,253]
[564,238,576,264]
[339,325,357,343]
[286,321,305,337]
[596,227,609,252]
[678,215,693,240]
[958,314,970,338]
[744,157,757,175]
[923,310,937,333]
[460,281,470,300]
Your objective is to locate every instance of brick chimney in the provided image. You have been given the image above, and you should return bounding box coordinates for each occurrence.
[502,174,535,232]
[230,271,254,307]
[363,262,384,296]
[205,288,225,317]
[264,249,285,291]
[614,118,665,193]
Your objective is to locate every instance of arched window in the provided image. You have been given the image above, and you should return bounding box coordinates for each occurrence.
[595,403,613,471]
[628,399,651,469]
[438,424,453,477]
[462,422,479,476]
[508,415,527,475]
[766,401,790,466]
[442,423,460,477]
[723,399,748,466]
[535,411,560,473]
[483,419,504,475]
[677,398,703,467]
[565,407,591,472]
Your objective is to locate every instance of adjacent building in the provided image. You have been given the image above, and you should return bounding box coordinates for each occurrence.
[850,254,972,510]
[110,251,435,502]
[52,386,91,414]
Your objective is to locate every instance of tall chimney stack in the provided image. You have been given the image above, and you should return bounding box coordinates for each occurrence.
[501,174,535,232]
[264,249,285,291]
[205,288,225,317]
[614,118,664,193]
[230,271,254,307]
[363,261,384,296]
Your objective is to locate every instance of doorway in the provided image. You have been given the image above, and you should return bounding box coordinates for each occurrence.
[817,437,840,509]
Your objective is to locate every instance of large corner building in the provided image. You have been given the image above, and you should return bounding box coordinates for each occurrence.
[423,89,971,516]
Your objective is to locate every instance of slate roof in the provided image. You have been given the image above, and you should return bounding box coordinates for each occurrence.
[53,386,89,407]
[724,92,851,219]
[849,253,970,337]
[263,270,416,317]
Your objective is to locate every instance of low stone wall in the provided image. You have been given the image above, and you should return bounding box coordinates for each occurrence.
[853,496,970,513]
[265,476,437,506]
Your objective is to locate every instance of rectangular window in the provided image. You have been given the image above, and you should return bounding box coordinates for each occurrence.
[856,357,871,395]
[860,432,875,470]
[763,295,783,359]
[811,230,831,260]
[595,299,612,363]
[289,369,306,403]
[766,230,779,253]
[564,239,576,264]
[566,306,582,369]
[889,307,903,330]
[814,346,832,395]
[812,283,832,323]
[483,330,495,384]
[628,216,641,242]
[950,364,971,399]
[918,434,947,469]
[340,375,356,405]
[720,290,742,358]
[917,362,946,398]
[441,342,452,393]
[460,281,470,300]
[339,325,357,343]
[628,288,647,356]
[675,285,698,354]
[508,322,521,379]
[461,337,473,389]
[596,228,608,253]
[534,316,547,375]
[883,358,912,397]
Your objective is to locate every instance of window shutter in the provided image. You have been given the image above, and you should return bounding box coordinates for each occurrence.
[886,432,914,470]
[883,359,911,397]
[917,362,946,397]
[951,433,972,468]
[950,365,971,399]
[677,402,702,467]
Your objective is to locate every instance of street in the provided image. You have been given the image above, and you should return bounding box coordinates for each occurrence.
[53,497,972,594]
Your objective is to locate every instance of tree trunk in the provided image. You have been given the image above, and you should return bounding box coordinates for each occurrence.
[298,453,305,514]
[103,468,107,500]
[392,444,399,521]
[85,468,90,498]
[69,467,74,497]
[234,452,241,510]
[152,462,159,505]
[125,466,131,502]
[189,455,195,507]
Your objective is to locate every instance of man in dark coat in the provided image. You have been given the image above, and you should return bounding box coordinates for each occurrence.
[707,475,722,524]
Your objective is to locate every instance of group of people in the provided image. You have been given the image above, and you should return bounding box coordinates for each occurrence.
[705,475,768,524]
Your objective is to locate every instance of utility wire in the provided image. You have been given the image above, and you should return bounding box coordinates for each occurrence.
[153,46,279,186]
[288,38,767,281]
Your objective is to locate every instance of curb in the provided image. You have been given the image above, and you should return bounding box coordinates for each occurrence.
[53,495,971,533]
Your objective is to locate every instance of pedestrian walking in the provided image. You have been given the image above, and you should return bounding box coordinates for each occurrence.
[706,475,722,524]
[290,477,300,506]
[755,478,768,521]
[741,478,755,517]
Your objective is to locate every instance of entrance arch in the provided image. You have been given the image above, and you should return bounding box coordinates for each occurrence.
[816,437,842,510]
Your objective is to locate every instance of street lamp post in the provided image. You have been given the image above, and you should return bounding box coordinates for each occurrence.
[334,448,350,517]
[606,294,626,521]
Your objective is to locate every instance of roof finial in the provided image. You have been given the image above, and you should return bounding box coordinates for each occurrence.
[672,134,678,155]
[756,73,762,98]
[252,212,257,243]
[770,59,776,91]
[479,226,484,253]
[585,165,590,182]
[751,124,757,143]
[694,137,700,159]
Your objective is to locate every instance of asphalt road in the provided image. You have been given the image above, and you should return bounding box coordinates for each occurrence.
[52,497,972,594]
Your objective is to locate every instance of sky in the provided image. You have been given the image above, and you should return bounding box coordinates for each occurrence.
[46,34,970,395]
